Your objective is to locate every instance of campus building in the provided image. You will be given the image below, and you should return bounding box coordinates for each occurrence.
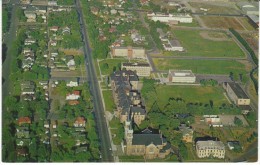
[196,140,225,159]
[111,47,146,59]
[123,121,172,159]
[147,12,193,23]
[168,70,196,83]
[121,62,151,77]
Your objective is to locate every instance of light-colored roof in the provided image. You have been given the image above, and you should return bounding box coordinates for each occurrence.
[196,140,225,150]
[169,70,195,77]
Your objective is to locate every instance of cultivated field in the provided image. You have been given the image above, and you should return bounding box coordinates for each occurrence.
[168,30,245,57]
[201,16,255,31]
[153,59,248,76]
[189,2,241,14]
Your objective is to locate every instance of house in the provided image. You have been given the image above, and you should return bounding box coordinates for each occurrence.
[157,28,168,41]
[16,130,30,139]
[147,13,193,23]
[62,26,71,35]
[204,115,223,127]
[23,48,32,54]
[17,148,29,156]
[20,0,31,4]
[74,117,86,127]
[227,141,242,150]
[21,94,35,101]
[140,0,150,6]
[68,100,80,105]
[52,120,57,129]
[123,124,172,159]
[24,38,36,45]
[50,26,59,32]
[67,59,76,70]
[90,7,99,15]
[121,62,151,77]
[178,124,193,143]
[66,91,81,100]
[50,40,57,46]
[168,70,196,83]
[24,11,36,19]
[16,138,31,146]
[112,46,146,59]
[18,117,31,126]
[21,81,35,90]
[223,82,250,107]
[196,140,225,159]
[48,1,57,6]
[44,120,50,128]
[75,146,88,153]
[110,9,117,15]
[21,88,35,95]
[39,81,48,86]
[66,78,78,87]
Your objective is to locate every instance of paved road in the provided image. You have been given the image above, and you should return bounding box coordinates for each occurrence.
[75,0,114,162]
[2,3,18,99]
[150,55,247,61]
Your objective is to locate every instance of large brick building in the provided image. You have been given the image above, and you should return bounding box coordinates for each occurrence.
[196,140,225,159]
[111,46,146,59]
[168,70,196,83]
[123,120,172,159]
[121,62,151,77]
[110,70,146,125]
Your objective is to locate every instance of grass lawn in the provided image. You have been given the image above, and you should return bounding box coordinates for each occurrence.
[102,90,116,113]
[146,85,229,110]
[119,155,145,162]
[153,59,248,76]
[169,29,244,57]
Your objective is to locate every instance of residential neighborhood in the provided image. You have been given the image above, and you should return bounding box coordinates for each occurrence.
[2,0,259,163]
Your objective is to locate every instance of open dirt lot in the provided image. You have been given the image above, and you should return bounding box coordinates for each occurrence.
[200,16,255,31]
[189,2,240,14]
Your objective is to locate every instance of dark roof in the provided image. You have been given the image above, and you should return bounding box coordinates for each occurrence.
[131,106,146,115]
[238,105,252,110]
[111,70,139,82]
[228,82,249,99]
[132,128,163,146]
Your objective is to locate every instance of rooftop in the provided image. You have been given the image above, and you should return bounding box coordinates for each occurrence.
[169,70,195,77]
[122,62,150,67]
[169,39,182,47]
[196,140,225,150]
[227,82,249,99]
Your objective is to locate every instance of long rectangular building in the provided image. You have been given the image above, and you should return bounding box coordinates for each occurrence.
[147,12,193,23]
[112,46,146,59]
[196,140,225,159]
[121,62,151,77]
[168,70,196,83]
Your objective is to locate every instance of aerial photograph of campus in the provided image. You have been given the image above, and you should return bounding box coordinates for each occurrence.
[1,0,259,163]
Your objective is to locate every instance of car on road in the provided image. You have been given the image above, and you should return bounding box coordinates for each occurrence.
[109,148,112,151]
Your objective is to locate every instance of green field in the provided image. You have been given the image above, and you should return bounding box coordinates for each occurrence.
[102,90,116,113]
[153,59,247,76]
[146,85,229,110]
[169,30,244,57]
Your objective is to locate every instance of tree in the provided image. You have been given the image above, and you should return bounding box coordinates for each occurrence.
[178,141,188,160]
[234,116,243,126]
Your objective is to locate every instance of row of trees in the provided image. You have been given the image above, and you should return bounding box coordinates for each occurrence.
[229,28,258,93]
[2,7,10,33]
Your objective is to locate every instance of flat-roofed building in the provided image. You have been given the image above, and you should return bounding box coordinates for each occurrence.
[168,70,196,83]
[196,140,225,159]
[121,62,151,77]
[164,39,184,51]
[147,12,193,23]
[112,47,146,59]
[223,82,250,106]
